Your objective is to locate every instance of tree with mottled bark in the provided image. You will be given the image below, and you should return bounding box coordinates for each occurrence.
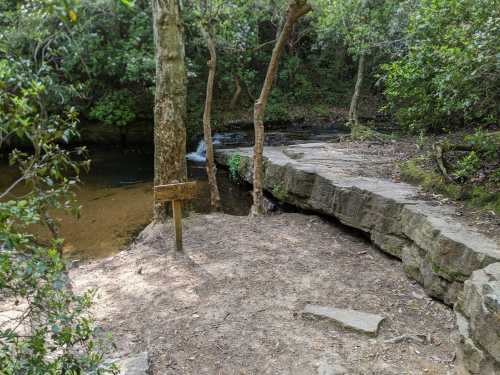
[152,0,188,221]
[251,0,312,215]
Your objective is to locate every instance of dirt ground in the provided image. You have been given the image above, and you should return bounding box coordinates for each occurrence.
[71,212,457,375]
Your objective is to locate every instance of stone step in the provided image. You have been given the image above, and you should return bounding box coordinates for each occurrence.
[302,304,385,336]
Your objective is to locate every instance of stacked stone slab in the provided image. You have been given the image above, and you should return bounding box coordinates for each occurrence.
[455,264,500,374]
[215,143,500,373]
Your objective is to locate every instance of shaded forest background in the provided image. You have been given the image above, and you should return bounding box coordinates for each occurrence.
[2,0,497,141]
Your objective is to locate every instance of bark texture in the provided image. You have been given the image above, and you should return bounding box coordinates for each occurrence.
[152,0,188,221]
[229,75,242,109]
[201,27,221,210]
[349,52,366,127]
[252,0,311,215]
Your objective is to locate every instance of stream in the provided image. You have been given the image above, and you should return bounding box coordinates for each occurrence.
[0,125,346,261]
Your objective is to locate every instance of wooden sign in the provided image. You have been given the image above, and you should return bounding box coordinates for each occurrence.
[154,181,207,252]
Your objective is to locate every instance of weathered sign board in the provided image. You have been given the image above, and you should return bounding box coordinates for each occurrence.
[154,181,207,251]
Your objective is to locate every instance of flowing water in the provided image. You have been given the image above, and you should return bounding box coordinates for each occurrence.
[0,125,346,261]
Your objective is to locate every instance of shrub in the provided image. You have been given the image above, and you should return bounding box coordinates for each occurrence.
[383,0,499,132]
[90,90,137,127]
[228,154,241,182]
[0,59,117,374]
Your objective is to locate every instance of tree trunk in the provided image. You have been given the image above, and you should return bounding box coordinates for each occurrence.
[251,0,311,215]
[152,0,188,221]
[348,52,365,127]
[229,75,242,109]
[201,27,221,210]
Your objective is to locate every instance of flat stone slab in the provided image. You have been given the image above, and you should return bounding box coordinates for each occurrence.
[118,352,150,375]
[302,304,385,336]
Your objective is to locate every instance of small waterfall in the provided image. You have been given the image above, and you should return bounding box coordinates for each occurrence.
[186,134,225,162]
[186,139,207,162]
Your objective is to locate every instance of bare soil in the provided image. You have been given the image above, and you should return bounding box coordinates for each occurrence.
[71,212,456,374]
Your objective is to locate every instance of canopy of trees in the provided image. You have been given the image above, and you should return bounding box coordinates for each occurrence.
[2,0,497,136]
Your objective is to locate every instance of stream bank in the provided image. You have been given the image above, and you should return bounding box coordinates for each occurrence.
[0,148,252,261]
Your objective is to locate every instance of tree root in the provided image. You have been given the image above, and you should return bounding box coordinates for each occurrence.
[432,142,475,182]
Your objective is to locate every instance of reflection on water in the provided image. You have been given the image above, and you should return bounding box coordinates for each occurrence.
[0,126,344,261]
[0,148,252,261]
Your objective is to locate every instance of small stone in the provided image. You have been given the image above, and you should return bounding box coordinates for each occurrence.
[302,304,385,336]
[411,291,426,299]
[317,362,348,375]
[118,352,149,375]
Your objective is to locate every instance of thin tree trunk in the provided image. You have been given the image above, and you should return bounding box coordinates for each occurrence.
[152,0,188,221]
[251,0,311,215]
[201,27,221,210]
[229,75,242,109]
[349,52,365,127]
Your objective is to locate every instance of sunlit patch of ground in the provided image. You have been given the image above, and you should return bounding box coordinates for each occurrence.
[71,212,457,374]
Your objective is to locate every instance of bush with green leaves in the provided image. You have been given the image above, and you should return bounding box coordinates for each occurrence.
[0,58,117,374]
[227,154,241,182]
[90,90,137,127]
[0,0,154,128]
[383,0,499,132]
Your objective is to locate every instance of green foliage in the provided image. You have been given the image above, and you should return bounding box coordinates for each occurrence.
[400,153,500,214]
[468,186,500,214]
[400,157,462,199]
[451,130,499,184]
[383,0,499,131]
[1,0,384,139]
[1,0,154,129]
[271,182,287,201]
[279,56,315,103]
[454,151,481,180]
[228,154,241,182]
[90,90,137,127]
[0,53,116,375]
[314,0,407,57]
[3,0,497,151]
[465,130,500,161]
[265,91,289,122]
[311,103,331,118]
[350,123,388,142]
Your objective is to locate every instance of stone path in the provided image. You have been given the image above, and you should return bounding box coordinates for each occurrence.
[302,304,385,336]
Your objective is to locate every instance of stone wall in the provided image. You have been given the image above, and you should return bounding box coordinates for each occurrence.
[215,143,500,374]
[455,264,500,374]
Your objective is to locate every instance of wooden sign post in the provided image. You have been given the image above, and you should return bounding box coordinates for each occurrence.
[154,181,207,251]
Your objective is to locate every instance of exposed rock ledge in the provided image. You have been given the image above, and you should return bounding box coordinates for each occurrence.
[215,142,500,374]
